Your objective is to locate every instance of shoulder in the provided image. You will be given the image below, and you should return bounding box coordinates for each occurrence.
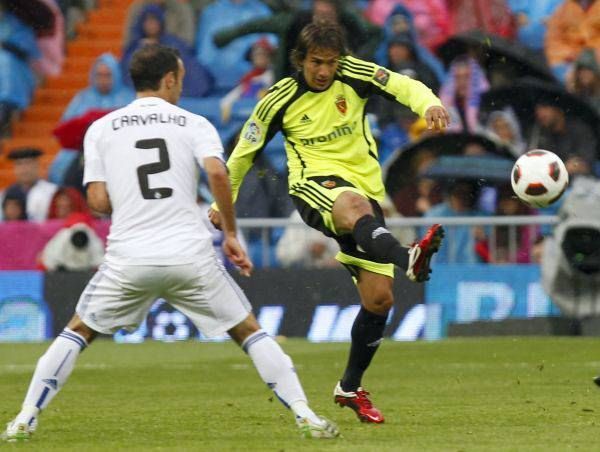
[169,103,217,131]
[89,107,122,129]
[254,77,299,122]
[85,106,132,140]
[337,55,379,81]
[262,77,299,99]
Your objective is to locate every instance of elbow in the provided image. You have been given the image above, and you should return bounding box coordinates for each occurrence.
[87,197,111,215]
[206,165,229,182]
[86,183,111,214]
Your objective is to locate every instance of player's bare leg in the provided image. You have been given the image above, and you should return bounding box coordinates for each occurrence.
[228,314,339,438]
[2,315,97,441]
[330,191,443,423]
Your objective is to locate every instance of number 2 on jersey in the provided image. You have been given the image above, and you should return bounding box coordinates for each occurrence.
[135,138,173,200]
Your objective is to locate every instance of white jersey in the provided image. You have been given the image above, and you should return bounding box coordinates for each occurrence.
[83,96,224,265]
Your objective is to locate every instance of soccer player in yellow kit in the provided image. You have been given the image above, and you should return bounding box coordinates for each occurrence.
[210,21,449,423]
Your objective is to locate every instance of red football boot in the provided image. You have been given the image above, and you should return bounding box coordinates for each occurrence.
[333,382,384,424]
[406,223,445,282]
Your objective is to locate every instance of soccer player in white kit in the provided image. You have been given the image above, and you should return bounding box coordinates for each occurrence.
[3,45,338,442]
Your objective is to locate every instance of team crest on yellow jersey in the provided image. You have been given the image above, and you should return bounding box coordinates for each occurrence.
[321,180,337,188]
[374,68,390,86]
[335,95,347,115]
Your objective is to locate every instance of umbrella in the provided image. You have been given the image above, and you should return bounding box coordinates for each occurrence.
[1,0,55,36]
[480,78,600,143]
[53,109,113,151]
[420,155,514,183]
[437,31,555,83]
[383,132,513,196]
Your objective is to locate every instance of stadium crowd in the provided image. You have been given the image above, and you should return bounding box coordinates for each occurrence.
[1,0,599,269]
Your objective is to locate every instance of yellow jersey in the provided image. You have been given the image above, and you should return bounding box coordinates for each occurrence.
[226,55,442,202]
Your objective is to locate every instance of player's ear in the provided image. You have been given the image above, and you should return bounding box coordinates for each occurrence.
[163,71,176,90]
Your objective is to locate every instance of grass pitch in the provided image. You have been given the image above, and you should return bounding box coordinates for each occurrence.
[1,338,598,451]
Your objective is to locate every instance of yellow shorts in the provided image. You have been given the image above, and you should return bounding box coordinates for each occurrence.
[289,175,395,279]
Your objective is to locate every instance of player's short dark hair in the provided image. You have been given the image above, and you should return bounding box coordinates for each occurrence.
[291,20,348,69]
[129,44,181,92]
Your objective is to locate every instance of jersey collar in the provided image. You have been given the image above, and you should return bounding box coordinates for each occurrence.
[131,96,169,107]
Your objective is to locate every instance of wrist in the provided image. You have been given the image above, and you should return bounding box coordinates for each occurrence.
[223,230,237,238]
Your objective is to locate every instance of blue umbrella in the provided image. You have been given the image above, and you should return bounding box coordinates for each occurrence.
[420,155,514,183]
[384,132,513,196]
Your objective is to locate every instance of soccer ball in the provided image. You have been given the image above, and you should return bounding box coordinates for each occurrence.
[511,150,569,208]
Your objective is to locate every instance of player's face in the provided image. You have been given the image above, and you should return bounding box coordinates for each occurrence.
[301,47,340,91]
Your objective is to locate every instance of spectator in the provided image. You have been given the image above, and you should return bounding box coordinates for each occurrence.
[475,185,537,263]
[439,56,489,133]
[392,148,441,217]
[379,34,441,92]
[545,0,600,82]
[276,210,339,268]
[198,0,274,90]
[1,186,27,221]
[447,0,516,39]
[40,215,105,271]
[212,0,382,82]
[0,7,40,130]
[49,53,134,185]
[527,100,598,168]
[507,0,563,52]
[57,0,92,39]
[220,37,275,123]
[373,4,445,85]
[48,187,90,220]
[31,0,65,78]
[566,48,600,116]
[374,105,415,164]
[423,181,488,263]
[123,0,195,46]
[380,195,416,245]
[365,0,450,52]
[63,53,134,121]
[121,4,214,97]
[2,148,57,222]
[484,108,526,157]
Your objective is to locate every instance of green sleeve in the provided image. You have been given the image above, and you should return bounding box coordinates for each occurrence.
[225,78,298,203]
[340,55,442,117]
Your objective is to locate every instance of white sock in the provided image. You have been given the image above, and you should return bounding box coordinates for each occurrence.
[14,328,87,426]
[242,330,320,424]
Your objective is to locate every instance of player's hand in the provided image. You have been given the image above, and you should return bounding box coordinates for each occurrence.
[223,235,253,277]
[425,106,450,131]
[208,208,222,230]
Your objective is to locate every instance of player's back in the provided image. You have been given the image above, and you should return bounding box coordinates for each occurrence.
[83,97,224,265]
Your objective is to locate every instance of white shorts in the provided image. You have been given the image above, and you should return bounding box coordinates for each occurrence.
[75,258,252,338]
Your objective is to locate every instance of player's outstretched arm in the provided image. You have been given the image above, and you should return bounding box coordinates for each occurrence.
[205,157,253,276]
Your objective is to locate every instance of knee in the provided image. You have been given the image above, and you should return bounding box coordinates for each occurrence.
[66,316,97,344]
[69,324,97,344]
[333,192,373,232]
[228,314,261,345]
[363,289,394,315]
